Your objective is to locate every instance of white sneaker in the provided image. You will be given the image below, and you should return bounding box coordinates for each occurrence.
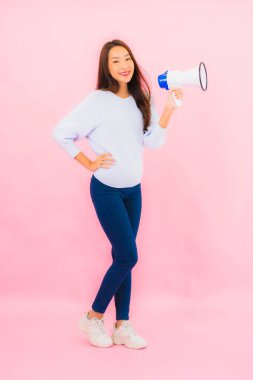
[78,311,113,348]
[111,320,148,349]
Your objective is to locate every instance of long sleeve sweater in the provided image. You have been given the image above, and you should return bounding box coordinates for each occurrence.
[52,89,167,188]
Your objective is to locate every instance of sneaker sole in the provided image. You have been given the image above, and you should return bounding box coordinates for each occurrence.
[112,334,147,349]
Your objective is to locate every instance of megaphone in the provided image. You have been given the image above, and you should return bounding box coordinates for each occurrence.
[157,62,208,107]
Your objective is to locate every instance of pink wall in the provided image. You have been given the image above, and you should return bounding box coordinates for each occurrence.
[1,0,252,303]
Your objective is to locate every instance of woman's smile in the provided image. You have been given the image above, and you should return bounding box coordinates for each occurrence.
[119,71,131,77]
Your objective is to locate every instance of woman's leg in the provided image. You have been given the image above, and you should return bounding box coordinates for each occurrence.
[90,177,140,317]
[111,188,142,321]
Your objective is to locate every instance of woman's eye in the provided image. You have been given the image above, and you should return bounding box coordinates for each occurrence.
[113,58,131,63]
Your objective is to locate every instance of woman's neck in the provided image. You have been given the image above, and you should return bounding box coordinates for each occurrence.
[115,84,129,98]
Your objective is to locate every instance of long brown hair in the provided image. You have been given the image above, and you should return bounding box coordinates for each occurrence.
[95,39,151,132]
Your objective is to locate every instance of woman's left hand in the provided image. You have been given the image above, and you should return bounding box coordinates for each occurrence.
[166,87,184,109]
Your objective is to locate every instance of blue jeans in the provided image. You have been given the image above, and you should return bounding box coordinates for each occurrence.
[89,174,142,320]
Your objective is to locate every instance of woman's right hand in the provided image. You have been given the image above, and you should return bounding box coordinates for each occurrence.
[88,152,116,172]
[166,87,184,109]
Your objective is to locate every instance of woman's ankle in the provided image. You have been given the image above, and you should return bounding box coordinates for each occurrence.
[88,309,104,320]
[115,320,125,328]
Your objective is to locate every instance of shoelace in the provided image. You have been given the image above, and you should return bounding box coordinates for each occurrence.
[122,322,137,337]
[93,318,107,335]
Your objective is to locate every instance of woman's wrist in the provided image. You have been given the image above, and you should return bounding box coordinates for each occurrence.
[165,103,177,112]
[159,104,176,129]
[74,152,92,170]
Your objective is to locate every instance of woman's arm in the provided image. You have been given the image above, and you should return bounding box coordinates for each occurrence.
[159,88,183,129]
[52,91,100,158]
[74,151,92,170]
[158,103,176,129]
[142,89,183,149]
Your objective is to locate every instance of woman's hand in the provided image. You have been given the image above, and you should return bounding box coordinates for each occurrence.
[88,152,116,172]
[166,87,184,109]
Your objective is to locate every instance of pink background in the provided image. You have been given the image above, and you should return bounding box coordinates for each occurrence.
[0,0,252,379]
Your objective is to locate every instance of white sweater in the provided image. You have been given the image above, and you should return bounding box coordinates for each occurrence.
[52,89,167,188]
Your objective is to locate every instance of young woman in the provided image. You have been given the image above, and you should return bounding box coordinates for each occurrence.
[52,39,183,349]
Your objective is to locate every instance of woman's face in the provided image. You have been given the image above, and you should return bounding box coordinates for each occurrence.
[108,46,134,85]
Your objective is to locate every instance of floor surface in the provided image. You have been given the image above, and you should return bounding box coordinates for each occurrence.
[0,291,252,380]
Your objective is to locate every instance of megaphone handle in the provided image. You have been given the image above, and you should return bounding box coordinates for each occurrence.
[172,91,183,107]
